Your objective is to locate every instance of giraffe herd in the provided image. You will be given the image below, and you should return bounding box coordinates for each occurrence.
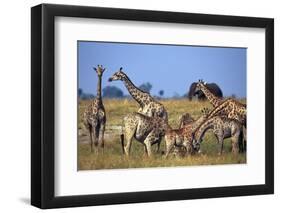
[83,66,247,158]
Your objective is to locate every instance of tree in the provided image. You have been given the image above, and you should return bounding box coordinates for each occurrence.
[78,88,94,100]
[172,92,180,99]
[78,88,83,97]
[158,90,164,97]
[139,82,152,93]
[231,94,237,99]
[103,86,124,98]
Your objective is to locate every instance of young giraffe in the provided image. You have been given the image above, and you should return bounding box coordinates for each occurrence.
[194,79,222,107]
[178,113,194,128]
[161,113,195,158]
[120,112,169,157]
[83,65,106,153]
[164,108,210,158]
[108,67,168,121]
[192,116,244,155]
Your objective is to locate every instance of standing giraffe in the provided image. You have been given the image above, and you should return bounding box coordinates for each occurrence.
[195,79,246,151]
[192,116,243,155]
[120,112,169,157]
[83,65,106,153]
[194,79,246,125]
[108,67,168,121]
[194,79,222,107]
[206,98,247,152]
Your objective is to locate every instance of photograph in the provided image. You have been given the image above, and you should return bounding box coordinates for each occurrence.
[30,3,274,209]
[77,41,247,170]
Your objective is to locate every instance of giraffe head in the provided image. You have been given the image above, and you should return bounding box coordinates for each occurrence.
[93,65,106,77]
[194,79,207,94]
[108,67,127,82]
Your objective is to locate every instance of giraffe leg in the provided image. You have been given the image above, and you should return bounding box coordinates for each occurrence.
[143,144,148,156]
[92,125,98,154]
[98,123,105,154]
[144,133,155,157]
[243,125,247,152]
[88,127,93,153]
[218,136,224,155]
[152,139,161,154]
[144,141,152,157]
[165,138,174,159]
[143,146,147,156]
[156,139,162,153]
[124,130,134,156]
[238,126,246,153]
[182,140,192,156]
[231,134,239,155]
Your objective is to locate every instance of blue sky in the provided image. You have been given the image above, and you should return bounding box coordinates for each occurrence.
[78,41,246,98]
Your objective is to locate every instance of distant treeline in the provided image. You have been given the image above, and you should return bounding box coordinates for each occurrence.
[79,82,166,100]
[78,82,240,100]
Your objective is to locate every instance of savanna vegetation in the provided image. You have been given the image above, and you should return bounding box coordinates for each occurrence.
[78,99,246,170]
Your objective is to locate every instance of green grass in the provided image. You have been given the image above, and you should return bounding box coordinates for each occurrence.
[78,98,246,170]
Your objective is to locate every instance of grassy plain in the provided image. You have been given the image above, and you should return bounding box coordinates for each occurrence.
[78,99,246,170]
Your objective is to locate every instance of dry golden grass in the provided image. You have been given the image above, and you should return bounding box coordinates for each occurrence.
[78,98,246,170]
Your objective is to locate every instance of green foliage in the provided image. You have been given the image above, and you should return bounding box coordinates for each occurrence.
[78,88,83,97]
[78,88,95,100]
[139,82,152,93]
[103,86,124,98]
[159,90,164,97]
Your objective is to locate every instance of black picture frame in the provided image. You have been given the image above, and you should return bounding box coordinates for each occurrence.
[31,3,274,209]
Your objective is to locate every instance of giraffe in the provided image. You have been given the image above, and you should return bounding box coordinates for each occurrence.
[207,98,246,125]
[120,112,169,157]
[194,79,222,107]
[108,67,168,121]
[206,98,247,152]
[194,79,246,124]
[83,65,106,153]
[192,116,244,155]
[195,79,247,151]
[178,113,194,128]
[164,108,210,158]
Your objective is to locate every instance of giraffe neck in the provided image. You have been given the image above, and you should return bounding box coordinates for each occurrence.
[162,120,172,131]
[191,115,207,132]
[122,76,148,106]
[96,75,102,101]
[200,85,220,107]
[208,100,228,118]
[195,118,214,142]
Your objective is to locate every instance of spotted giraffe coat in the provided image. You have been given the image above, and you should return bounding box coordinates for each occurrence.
[121,112,169,157]
[109,68,168,120]
[164,108,210,158]
[193,116,243,155]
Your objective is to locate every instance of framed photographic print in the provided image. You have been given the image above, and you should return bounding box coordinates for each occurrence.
[31,3,274,209]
